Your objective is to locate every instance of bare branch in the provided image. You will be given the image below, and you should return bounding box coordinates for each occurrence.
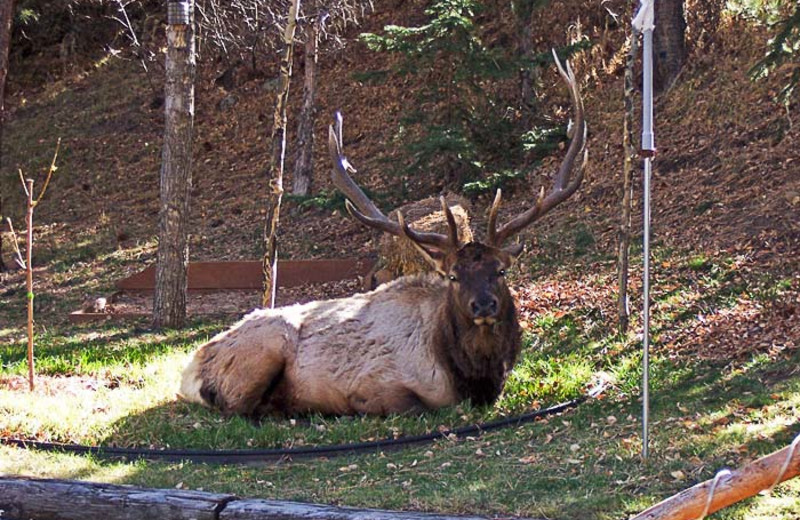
[35,137,60,205]
[5,217,25,269]
[17,169,30,198]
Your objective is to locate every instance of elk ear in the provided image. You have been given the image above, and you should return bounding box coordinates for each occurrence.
[398,213,448,275]
[409,242,448,275]
[503,241,524,259]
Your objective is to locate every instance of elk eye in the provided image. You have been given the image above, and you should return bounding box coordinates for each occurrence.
[498,269,506,277]
[448,274,457,282]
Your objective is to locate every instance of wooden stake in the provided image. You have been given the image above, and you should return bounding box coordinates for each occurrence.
[631,434,800,520]
[24,177,34,391]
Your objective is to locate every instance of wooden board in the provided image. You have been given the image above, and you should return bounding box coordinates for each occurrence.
[116,259,375,292]
[69,258,376,322]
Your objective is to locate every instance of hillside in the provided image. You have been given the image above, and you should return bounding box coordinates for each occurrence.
[0,2,799,518]
[1,1,797,339]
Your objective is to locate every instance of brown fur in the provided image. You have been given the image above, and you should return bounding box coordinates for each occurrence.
[179,243,521,417]
[376,194,473,281]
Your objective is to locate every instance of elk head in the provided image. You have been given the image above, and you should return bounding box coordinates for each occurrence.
[329,52,587,326]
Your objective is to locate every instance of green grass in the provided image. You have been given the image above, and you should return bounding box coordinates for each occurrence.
[1,246,799,519]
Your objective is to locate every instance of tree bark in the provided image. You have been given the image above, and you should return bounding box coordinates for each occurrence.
[0,477,230,520]
[154,0,196,329]
[292,13,321,197]
[0,0,15,272]
[518,13,536,116]
[0,476,514,520]
[617,19,639,334]
[262,0,301,309]
[654,0,686,94]
[513,0,546,119]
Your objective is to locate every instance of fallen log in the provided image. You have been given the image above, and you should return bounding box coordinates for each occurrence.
[0,476,532,520]
[0,477,232,520]
[221,499,512,520]
[631,433,800,520]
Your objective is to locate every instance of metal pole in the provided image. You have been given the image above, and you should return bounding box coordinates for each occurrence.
[634,0,655,460]
[642,156,651,460]
[641,26,654,462]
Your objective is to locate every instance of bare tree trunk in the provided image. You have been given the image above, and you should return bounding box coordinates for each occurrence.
[154,0,196,329]
[292,13,321,197]
[0,0,15,272]
[262,0,301,308]
[518,17,535,115]
[617,22,639,334]
[513,0,546,120]
[654,0,686,94]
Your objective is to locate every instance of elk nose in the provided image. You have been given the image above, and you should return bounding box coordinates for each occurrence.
[470,296,498,318]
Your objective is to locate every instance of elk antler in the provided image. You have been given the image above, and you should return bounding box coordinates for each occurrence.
[487,50,588,248]
[328,113,459,251]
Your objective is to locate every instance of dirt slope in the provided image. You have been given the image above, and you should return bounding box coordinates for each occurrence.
[0,1,797,359]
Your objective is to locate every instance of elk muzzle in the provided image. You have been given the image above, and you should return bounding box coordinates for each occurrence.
[469,293,500,326]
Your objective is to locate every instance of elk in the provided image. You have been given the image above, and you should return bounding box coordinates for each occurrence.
[178,54,586,417]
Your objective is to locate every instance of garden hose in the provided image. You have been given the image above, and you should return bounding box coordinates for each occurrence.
[2,384,604,465]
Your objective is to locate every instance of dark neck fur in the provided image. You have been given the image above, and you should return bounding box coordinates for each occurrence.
[433,290,522,407]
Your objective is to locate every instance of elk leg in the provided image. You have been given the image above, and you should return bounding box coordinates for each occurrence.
[180,329,289,416]
[349,386,427,415]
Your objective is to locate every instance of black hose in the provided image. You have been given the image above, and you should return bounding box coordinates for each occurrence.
[0,395,586,465]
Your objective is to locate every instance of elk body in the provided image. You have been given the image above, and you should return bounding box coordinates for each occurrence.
[178,55,586,417]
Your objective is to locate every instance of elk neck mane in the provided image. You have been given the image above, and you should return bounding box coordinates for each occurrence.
[433,276,522,407]
[368,270,522,407]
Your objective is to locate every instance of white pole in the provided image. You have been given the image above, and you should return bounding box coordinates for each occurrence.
[642,155,652,460]
[633,0,655,461]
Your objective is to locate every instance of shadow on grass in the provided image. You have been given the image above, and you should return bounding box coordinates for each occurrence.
[98,394,494,454]
[0,320,226,376]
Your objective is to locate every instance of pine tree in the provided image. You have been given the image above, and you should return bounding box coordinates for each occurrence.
[360,0,516,188]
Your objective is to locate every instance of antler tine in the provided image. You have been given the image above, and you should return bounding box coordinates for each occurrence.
[551,49,585,192]
[328,113,385,224]
[343,200,400,236]
[440,196,461,248]
[490,51,587,247]
[486,189,503,246]
[329,112,452,250]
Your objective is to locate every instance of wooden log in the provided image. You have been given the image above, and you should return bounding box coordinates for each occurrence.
[0,477,534,520]
[0,477,234,520]
[631,434,800,520]
[221,499,504,520]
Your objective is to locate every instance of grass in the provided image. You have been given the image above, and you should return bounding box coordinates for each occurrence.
[1,241,799,519]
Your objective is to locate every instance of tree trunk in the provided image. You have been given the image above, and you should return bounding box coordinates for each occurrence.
[518,15,536,116]
[513,0,546,120]
[292,14,321,197]
[0,0,15,272]
[654,0,686,94]
[153,0,196,329]
[261,0,301,309]
[618,19,639,334]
